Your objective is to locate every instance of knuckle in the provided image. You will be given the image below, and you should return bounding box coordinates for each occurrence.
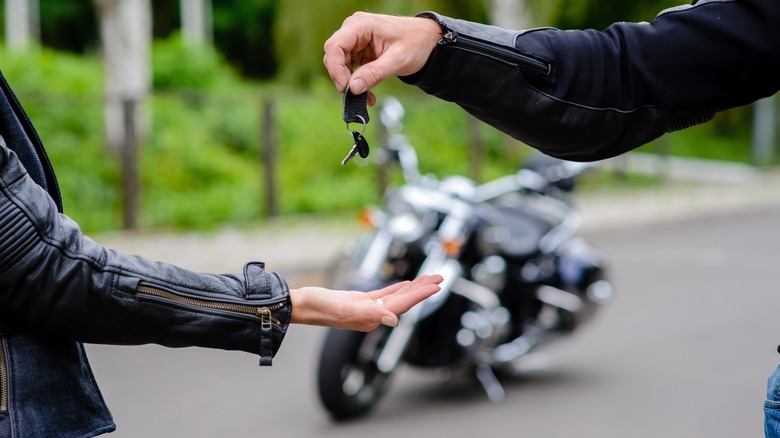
[361,64,384,83]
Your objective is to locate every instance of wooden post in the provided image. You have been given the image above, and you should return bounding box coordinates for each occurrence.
[377,117,389,197]
[5,0,39,50]
[121,98,139,230]
[261,98,279,218]
[467,114,484,183]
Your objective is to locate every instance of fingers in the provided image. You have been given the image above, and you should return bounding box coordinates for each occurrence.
[323,12,393,94]
[322,38,354,93]
[323,12,372,93]
[369,275,442,328]
[348,58,393,94]
[323,13,441,96]
[370,274,444,316]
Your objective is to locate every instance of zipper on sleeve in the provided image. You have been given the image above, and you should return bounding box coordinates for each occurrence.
[136,284,284,327]
[137,284,285,365]
[440,30,551,76]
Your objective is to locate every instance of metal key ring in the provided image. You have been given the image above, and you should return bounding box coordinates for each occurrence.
[345,115,367,136]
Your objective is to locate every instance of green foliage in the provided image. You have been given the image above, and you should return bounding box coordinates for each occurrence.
[0,47,119,231]
[38,1,99,53]
[142,92,263,228]
[152,0,279,78]
[143,38,266,228]
[152,33,240,90]
[639,109,754,163]
[27,0,686,85]
[212,0,279,78]
[3,42,764,234]
[552,0,681,29]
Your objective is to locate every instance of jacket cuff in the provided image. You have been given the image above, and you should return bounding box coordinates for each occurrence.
[399,12,448,86]
[244,262,292,366]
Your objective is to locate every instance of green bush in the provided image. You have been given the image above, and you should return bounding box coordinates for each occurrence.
[0,47,120,231]
[152,33,240,91]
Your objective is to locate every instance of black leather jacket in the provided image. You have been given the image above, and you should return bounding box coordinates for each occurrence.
[0,70,291,437]
[403,0,780,161]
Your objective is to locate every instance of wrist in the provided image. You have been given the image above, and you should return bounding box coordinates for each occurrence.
[289,288,305,324]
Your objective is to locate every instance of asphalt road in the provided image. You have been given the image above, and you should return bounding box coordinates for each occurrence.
[86,206,780,438]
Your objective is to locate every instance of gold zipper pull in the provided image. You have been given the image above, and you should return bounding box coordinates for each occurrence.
[257,307,272,330]
[258,307,274,366]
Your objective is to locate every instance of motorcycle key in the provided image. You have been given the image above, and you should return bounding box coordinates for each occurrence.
[341,130,370,165]
[340,84,370,166]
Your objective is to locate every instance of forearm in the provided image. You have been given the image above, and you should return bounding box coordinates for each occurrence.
[404,1,780,160]
[0,145,291,365]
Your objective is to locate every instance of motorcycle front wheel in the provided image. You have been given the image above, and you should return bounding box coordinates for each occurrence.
[317,326,395,421]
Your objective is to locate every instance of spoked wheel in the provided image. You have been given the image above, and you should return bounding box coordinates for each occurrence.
[317,326,395,421]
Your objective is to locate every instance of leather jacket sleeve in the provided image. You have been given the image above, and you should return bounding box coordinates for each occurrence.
[0,139,291,365]
[402,0,780,161]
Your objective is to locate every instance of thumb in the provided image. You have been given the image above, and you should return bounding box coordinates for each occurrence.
[349,59,393,95]
[379,312,398,328]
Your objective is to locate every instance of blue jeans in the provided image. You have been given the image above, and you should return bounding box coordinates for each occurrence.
[765,364,780,437]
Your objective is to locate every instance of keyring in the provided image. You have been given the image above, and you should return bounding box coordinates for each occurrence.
[346,115,367,136]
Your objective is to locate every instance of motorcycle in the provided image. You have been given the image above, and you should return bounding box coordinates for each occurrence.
[317,97,614,421]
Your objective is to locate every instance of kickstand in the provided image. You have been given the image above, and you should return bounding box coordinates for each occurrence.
[475,364,505,403]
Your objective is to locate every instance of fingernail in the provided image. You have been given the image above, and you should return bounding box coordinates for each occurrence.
[381,316,397,327]
[351,78,367,94]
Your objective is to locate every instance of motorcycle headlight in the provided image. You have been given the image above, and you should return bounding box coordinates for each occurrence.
[384,194,433,244]
[387,211,424,243]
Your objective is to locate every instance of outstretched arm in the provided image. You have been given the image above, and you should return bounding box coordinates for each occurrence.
[0,139,441,365]
[324,2,780,160]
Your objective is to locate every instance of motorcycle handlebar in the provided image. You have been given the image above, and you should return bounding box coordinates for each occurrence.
[378,97,593,204]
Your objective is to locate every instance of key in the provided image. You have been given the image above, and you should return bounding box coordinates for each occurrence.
[341,130,370,166]
[341,143,360,166]
[340,83,370,166]
[353,130,370,158]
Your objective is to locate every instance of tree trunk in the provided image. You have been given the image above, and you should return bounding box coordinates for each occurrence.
[752,95,777,166]
[93,0,152,229]
[94,0,152,151]
[4,0,39,50]
[180,0,212,45]
[485,0,532,30]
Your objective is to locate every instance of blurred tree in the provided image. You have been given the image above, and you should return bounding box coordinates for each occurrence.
[180,0,212,45]
[152,0,277,79]
[93,0,152,229]
[5,0,39,49]
[486,0,532,29]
